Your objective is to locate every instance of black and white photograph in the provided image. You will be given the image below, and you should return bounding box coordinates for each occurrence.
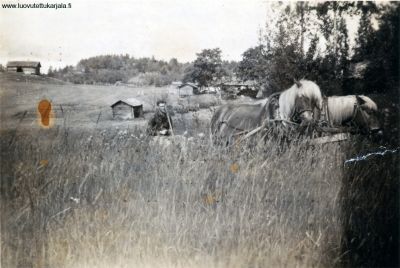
[1,1,399,267]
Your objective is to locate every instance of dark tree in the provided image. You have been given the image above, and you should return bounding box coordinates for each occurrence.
[184,48,226,87]
[353,2,379,61]
[236,45,269,83]
[349,2,399,95]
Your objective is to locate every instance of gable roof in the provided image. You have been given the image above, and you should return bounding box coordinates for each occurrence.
[7,61,41,68]
[219,80,257,87]
[178,82,198,89]
[111,98,143,108]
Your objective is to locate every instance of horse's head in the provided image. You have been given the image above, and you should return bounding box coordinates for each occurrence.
[292,95,316,125]
[291,80,323,126]
[353,96,382,135]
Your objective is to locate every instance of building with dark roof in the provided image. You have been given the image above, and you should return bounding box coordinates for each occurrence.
[6,61,41,75]
[178,83,199,97]
[111,98,143,120]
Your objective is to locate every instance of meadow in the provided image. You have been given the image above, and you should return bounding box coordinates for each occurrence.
[1,73,398,267]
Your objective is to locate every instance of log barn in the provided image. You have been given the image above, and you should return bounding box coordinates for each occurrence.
[6,61,41,75]
[111,98,143,120]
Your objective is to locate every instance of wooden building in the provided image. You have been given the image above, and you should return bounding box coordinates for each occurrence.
[111,98,143,120]
[178,83,199,97]
[218,80,258,99]
[6,61,41,75]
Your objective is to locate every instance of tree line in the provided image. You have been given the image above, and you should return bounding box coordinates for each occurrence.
[48,55,189,86]
[47,53,237,87]
[235,1,399,97]
[46,1,398,98]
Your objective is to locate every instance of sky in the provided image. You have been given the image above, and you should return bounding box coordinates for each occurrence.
[0,0,268,72]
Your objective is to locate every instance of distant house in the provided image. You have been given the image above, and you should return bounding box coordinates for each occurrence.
[178,83,199,97]
[219,80,258,98]
[6,61,41,75]
[201,86,220,94]
[111,98,143,120]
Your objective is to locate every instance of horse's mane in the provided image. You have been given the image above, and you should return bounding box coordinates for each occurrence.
[278,80,323,120]
[359,95,378,111]
[327,95,378,125]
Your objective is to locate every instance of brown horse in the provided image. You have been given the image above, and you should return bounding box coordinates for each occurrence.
[210,80,323,143]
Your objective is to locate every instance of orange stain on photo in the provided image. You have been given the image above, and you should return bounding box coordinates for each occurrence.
[230,163,239,174]
[39,159,49,167]
[202,193,217,206]
[37,99,54,128]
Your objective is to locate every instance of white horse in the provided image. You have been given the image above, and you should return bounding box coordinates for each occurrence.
[279,79,323,123]
[322,95,382,133]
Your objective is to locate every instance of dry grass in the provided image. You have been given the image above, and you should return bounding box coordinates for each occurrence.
[1,126,350,268]
[340,148,399,267]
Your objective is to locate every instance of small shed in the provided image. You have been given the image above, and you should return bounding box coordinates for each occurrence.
[178,83,199,97]
[111,98,143,120]
[6,61,41,75]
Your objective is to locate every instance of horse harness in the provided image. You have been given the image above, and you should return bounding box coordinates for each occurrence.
[289,95,316,124]
[319,95,365,129]
[217,120,249,135]
[319,97,331,127]
[348,96,367,129]
[291,107,314,124]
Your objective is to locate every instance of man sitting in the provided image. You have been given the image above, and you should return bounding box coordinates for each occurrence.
[146,101,173,136]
